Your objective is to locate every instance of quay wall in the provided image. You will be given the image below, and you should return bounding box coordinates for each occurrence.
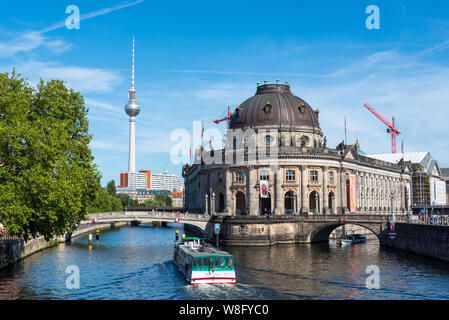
[385,223,449,262]
[0,217,127,270]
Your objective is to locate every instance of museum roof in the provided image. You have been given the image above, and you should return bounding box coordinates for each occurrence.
[229,83,320,130]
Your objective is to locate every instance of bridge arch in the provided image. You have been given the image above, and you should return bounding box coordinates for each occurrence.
[306,222,386,243]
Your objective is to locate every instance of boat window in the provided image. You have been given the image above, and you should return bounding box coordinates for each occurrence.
[214,256,224,266]
[225,257,233,267]
[194,258,202,267]
[203,257,211,266]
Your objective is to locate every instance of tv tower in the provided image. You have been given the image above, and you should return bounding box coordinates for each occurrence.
[125,36,140,172]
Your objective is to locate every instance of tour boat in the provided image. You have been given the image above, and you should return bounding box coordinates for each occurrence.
[338,234,367,245]
[173,236,236,285]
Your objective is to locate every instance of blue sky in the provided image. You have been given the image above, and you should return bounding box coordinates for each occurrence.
[1,0,449,186]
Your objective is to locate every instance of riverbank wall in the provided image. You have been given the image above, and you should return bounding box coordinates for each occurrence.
[385,223,449,262]
[0,218,127,270]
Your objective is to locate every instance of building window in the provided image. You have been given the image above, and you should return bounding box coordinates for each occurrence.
[218,172,223,183]
[260,170,269,181]
[329,171,334,183]
[286,170,296,181]
[263,103,272,113]
[265,135,272,144]
[310,170,318,182]
[236,171,244,182]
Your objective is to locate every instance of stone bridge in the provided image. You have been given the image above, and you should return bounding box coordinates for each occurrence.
[207,214,400,246]
[86,211,210,236]
[84,211,399,246]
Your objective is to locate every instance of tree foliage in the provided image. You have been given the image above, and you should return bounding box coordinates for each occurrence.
[0,70,100,240]
[87,187,122,213]
[144,195,172,208]
[106,179,116,196]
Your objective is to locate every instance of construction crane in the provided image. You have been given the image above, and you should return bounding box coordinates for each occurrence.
[363,103,401,153]
[213,106,232,128]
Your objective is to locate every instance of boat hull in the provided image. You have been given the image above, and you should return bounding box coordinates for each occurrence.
[189,271,236,285]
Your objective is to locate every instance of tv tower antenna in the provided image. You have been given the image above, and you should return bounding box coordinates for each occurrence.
[125,36,140,172]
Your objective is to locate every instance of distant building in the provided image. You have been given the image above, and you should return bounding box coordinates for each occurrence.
[442,168,449,205]
[151,169,183,191]
[116,187,138,200]
[367,152,447,208]
[136,189,171,204]
[171,191,184,208]
[119,170,151,189]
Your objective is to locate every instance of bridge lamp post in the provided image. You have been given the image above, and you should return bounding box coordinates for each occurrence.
[390,191,395,222]
[314,192,319,215]
[205,194,209,215]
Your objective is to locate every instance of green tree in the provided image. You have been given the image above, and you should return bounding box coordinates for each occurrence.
[106,179,116,196]
[0,70,100,240]
[87,187,122,213]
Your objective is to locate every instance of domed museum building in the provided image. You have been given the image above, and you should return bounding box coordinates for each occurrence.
[182,82,412,216]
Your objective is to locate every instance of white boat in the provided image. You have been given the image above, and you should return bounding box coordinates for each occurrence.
[173,237,236,285]
[338,234,367,245]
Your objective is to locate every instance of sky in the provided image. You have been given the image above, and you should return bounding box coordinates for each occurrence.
[1,0,449,186]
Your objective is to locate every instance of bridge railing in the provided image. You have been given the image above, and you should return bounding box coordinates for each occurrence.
[87,211,210,221]
[401,214,449,226]
[216,214,397,223]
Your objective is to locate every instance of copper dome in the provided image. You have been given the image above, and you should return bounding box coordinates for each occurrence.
[229,83,320,129]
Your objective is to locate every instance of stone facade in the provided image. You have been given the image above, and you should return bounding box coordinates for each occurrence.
[385,223,449,262]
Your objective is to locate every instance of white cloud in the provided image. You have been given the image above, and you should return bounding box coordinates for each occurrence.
[85,98,123,114]
[0,31,71,58]
[12,60,122,93]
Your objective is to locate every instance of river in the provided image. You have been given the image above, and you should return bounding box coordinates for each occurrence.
[1,224,448,300]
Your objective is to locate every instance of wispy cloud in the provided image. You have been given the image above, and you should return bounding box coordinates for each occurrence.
[160,69,331,78]
[40,0,146,34]
[85,98,123,113]
[11,60,122,93]
[0,0,145,58]
[0,31,71,58]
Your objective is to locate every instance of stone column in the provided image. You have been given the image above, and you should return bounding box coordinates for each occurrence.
[225,168,233,215]
[247,167,257,215]
[301,165,308,214]
[340,168,348,214]
[274,167,283,215]
[323,166,328,214]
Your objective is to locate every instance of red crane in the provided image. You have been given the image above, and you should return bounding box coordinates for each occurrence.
[213,106,232,128]
[363,103,401,153]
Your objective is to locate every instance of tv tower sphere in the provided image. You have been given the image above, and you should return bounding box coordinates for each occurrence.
[125,36,140,117]
[125,89,140,117]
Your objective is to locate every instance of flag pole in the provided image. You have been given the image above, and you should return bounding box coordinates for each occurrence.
[344,116,347,145]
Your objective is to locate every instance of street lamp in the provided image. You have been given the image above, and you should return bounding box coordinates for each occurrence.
[314,192,319,215]
[212,192,216,215]
[205,193,209,215]
[390,191,395,222]
[292,193,297,215]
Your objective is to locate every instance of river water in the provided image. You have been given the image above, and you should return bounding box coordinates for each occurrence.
[0,224,448,300]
